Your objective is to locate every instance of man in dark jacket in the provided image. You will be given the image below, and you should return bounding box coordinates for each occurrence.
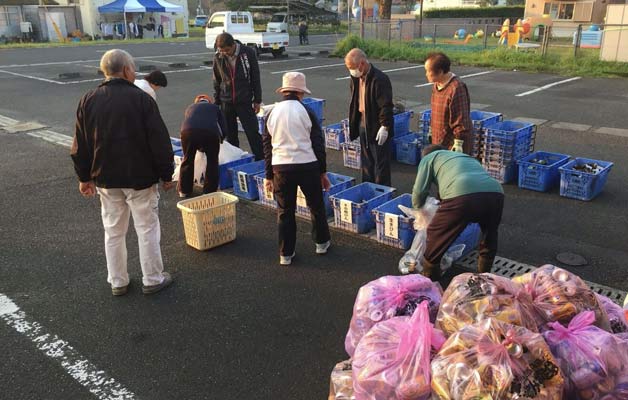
[345,48,394,186]
[178,94,226,197]
[71,49,174,296]
[213,33,264,160]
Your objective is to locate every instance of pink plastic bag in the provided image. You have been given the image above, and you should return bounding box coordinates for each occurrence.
[596,293,628,338]
[543,310,628,399]
[344,275,442,357]
[431,318,564,399]
[513,265,611,332]
[352,302,446,400]
[436,273,539,337]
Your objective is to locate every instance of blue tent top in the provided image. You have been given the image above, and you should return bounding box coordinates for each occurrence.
[98,0,184,13]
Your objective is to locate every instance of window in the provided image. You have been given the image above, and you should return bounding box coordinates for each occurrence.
[557,3,574,19]
[0,6,20,28]
[208,14,224,29]
[573,2,593,21]
[230,14,249,24]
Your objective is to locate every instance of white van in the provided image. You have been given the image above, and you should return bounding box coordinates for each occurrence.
[266,12,307,33]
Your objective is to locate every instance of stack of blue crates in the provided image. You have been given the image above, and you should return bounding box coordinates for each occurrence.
[418,110,431,144]
[392,111,413,160]
[482,120,536,184]
[330,183,396,234]
[470,111,503,160]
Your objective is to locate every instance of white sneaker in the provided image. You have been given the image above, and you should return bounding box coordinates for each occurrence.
[280,252,296,266]
[316,240,331,254]
[178,191,188,198]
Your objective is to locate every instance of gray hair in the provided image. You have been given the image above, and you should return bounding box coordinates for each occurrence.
[345,48,367,65]
[100,49,135,78]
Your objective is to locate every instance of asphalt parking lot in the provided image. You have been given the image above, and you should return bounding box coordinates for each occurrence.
[1,35,627,399]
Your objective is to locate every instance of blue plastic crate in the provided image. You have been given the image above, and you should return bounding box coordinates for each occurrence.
[341,141,361,170]
[517,151,571,192]
[219,154,255,189]
[483,136,535,164]
[394,111,414,137]
[330,183,396,233]
[170,137,183,157]
[254,174,277,208]
[451,223,482,258]
[470,111,503,158]
[394,133,423,165]
[324,123,346,150]
[296,173,356,218]
[229,160,266,200]
[484,120,536,141]
[559,158,613,201]
[372,194,415,249]
[302,97,325,122]
[484,162,518,184]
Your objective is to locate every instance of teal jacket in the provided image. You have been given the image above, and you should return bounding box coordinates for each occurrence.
[412,150,503,208]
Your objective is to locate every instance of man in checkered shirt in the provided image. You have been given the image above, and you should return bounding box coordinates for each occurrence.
[425,52,472,154]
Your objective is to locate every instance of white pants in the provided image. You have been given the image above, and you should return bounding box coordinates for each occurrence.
[98,185,165,288]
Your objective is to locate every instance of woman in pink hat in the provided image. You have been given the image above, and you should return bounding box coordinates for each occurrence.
[262,72,331,266]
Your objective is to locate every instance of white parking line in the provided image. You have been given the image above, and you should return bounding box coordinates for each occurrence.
[515,77,581,97]
[0,52,210,69]
[27,129,73,147]
[414,70,494,87]
[0,114,20,126]
[270,62,346,75]
[0,69,63,84]
[0,293,136,400]
[335,65,424,80]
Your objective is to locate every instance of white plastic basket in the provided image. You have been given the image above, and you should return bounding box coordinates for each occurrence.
[176,192,239,250]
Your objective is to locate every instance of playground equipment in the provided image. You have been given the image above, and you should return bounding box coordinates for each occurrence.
[498,18,527,47]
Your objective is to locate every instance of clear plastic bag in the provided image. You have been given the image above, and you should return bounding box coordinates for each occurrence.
[352,301,446,400]
[218,141,249,164]
[431,318,564,400]
[436,273,539,337]
[596,293,628,338]
[513,265,611,332]
[543,310,628,399]
[172,152,206,185]
[329,360,355,400]
[344,274,442,358]
[397,197,439,274]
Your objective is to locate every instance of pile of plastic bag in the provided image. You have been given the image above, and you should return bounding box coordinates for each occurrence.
[329,266,627,400]
[172,141,250,184]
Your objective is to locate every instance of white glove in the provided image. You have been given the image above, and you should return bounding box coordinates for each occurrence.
[451,139,464,152]
[375,126,388,146]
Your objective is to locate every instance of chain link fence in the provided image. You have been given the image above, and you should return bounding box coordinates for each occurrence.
[347,20,628,61]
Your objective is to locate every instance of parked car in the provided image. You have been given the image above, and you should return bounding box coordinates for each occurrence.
[205,11,289,58]
[194,15,208,27]
[266,12,307,33]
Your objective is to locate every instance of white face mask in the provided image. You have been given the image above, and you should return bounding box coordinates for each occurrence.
[349,68,362,78]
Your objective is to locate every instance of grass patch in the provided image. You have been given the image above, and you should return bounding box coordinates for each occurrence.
[333,35,628,78]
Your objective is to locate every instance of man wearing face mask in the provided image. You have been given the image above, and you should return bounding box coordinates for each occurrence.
[425,52,472,154]
[345,48,394,186]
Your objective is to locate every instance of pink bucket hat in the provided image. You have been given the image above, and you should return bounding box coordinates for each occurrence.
[276,71,311,94]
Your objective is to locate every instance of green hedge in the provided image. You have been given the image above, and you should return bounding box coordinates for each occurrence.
[423,6,524,19]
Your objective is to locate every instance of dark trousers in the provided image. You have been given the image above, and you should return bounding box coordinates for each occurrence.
[299,32,308,44]
[178,128,221,195]
[359,127,391,186]
[424,192,504,265]
[273,168,331,256]
[222,102,264,161]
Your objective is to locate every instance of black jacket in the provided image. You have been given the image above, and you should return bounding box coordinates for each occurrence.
[212,42,262,106]
[71,78,174,189]
[348,64,394,146]
[180,102,227,140]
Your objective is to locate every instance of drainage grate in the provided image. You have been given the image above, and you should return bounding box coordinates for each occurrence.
[455,251,627,306]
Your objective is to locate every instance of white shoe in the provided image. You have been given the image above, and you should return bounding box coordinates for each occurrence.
[316,240,331,254]
[178,191,188,198]
[280,252,295,266]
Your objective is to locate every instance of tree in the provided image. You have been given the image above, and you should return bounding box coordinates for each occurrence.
[378,0,392,20]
